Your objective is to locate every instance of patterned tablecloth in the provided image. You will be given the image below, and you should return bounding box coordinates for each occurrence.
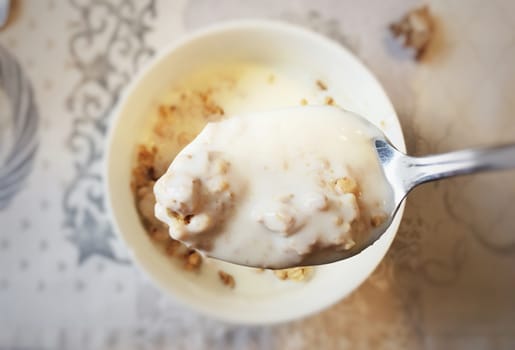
[1,1,515,349]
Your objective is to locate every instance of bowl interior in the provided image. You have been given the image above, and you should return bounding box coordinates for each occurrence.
[105,21,406,324]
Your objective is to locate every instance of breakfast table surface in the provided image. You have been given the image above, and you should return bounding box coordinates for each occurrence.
[1,0,515,349]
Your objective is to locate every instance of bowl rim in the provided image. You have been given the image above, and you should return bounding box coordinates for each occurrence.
[104,19,406,325]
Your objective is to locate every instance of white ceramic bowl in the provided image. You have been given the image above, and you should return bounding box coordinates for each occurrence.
[105,20,406,325]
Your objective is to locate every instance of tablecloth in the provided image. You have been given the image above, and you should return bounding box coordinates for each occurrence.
[1,0,514,349]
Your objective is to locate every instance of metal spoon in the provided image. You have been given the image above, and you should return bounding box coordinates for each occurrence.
[155,105,515,268]
[301,132,515,266]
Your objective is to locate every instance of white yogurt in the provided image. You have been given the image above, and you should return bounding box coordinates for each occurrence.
[154,106,393,268]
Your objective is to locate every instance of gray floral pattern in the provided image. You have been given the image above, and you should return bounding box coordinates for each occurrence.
[63,0,156,264]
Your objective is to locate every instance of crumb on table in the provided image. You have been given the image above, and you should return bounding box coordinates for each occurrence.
[389,5,434,60]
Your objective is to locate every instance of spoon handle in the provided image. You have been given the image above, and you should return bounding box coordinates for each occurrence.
[406,143,515,189]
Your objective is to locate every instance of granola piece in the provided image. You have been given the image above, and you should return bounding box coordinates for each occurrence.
[316,80,327,91]
[165,239,182,256]
[334,177,358,195]
[274,269,288,280]
[183,250,202,271]
[259,210,298,236]
[153,105,177,139]
[218,270,235,288]
[131,144,176,242]
[325,96,334,105]
[149,226,171,243]
[274,267,313,282]
[333,216,344,226]
[131,145,158,192]
[389,6,434,60]
[198,90,225,119]
[343,239,356,250]
[158,104,169,118]
[371,214,387,228]
[177,132,194,147]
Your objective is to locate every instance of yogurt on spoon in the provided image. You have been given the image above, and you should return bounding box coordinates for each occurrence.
[154,106,393,269]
